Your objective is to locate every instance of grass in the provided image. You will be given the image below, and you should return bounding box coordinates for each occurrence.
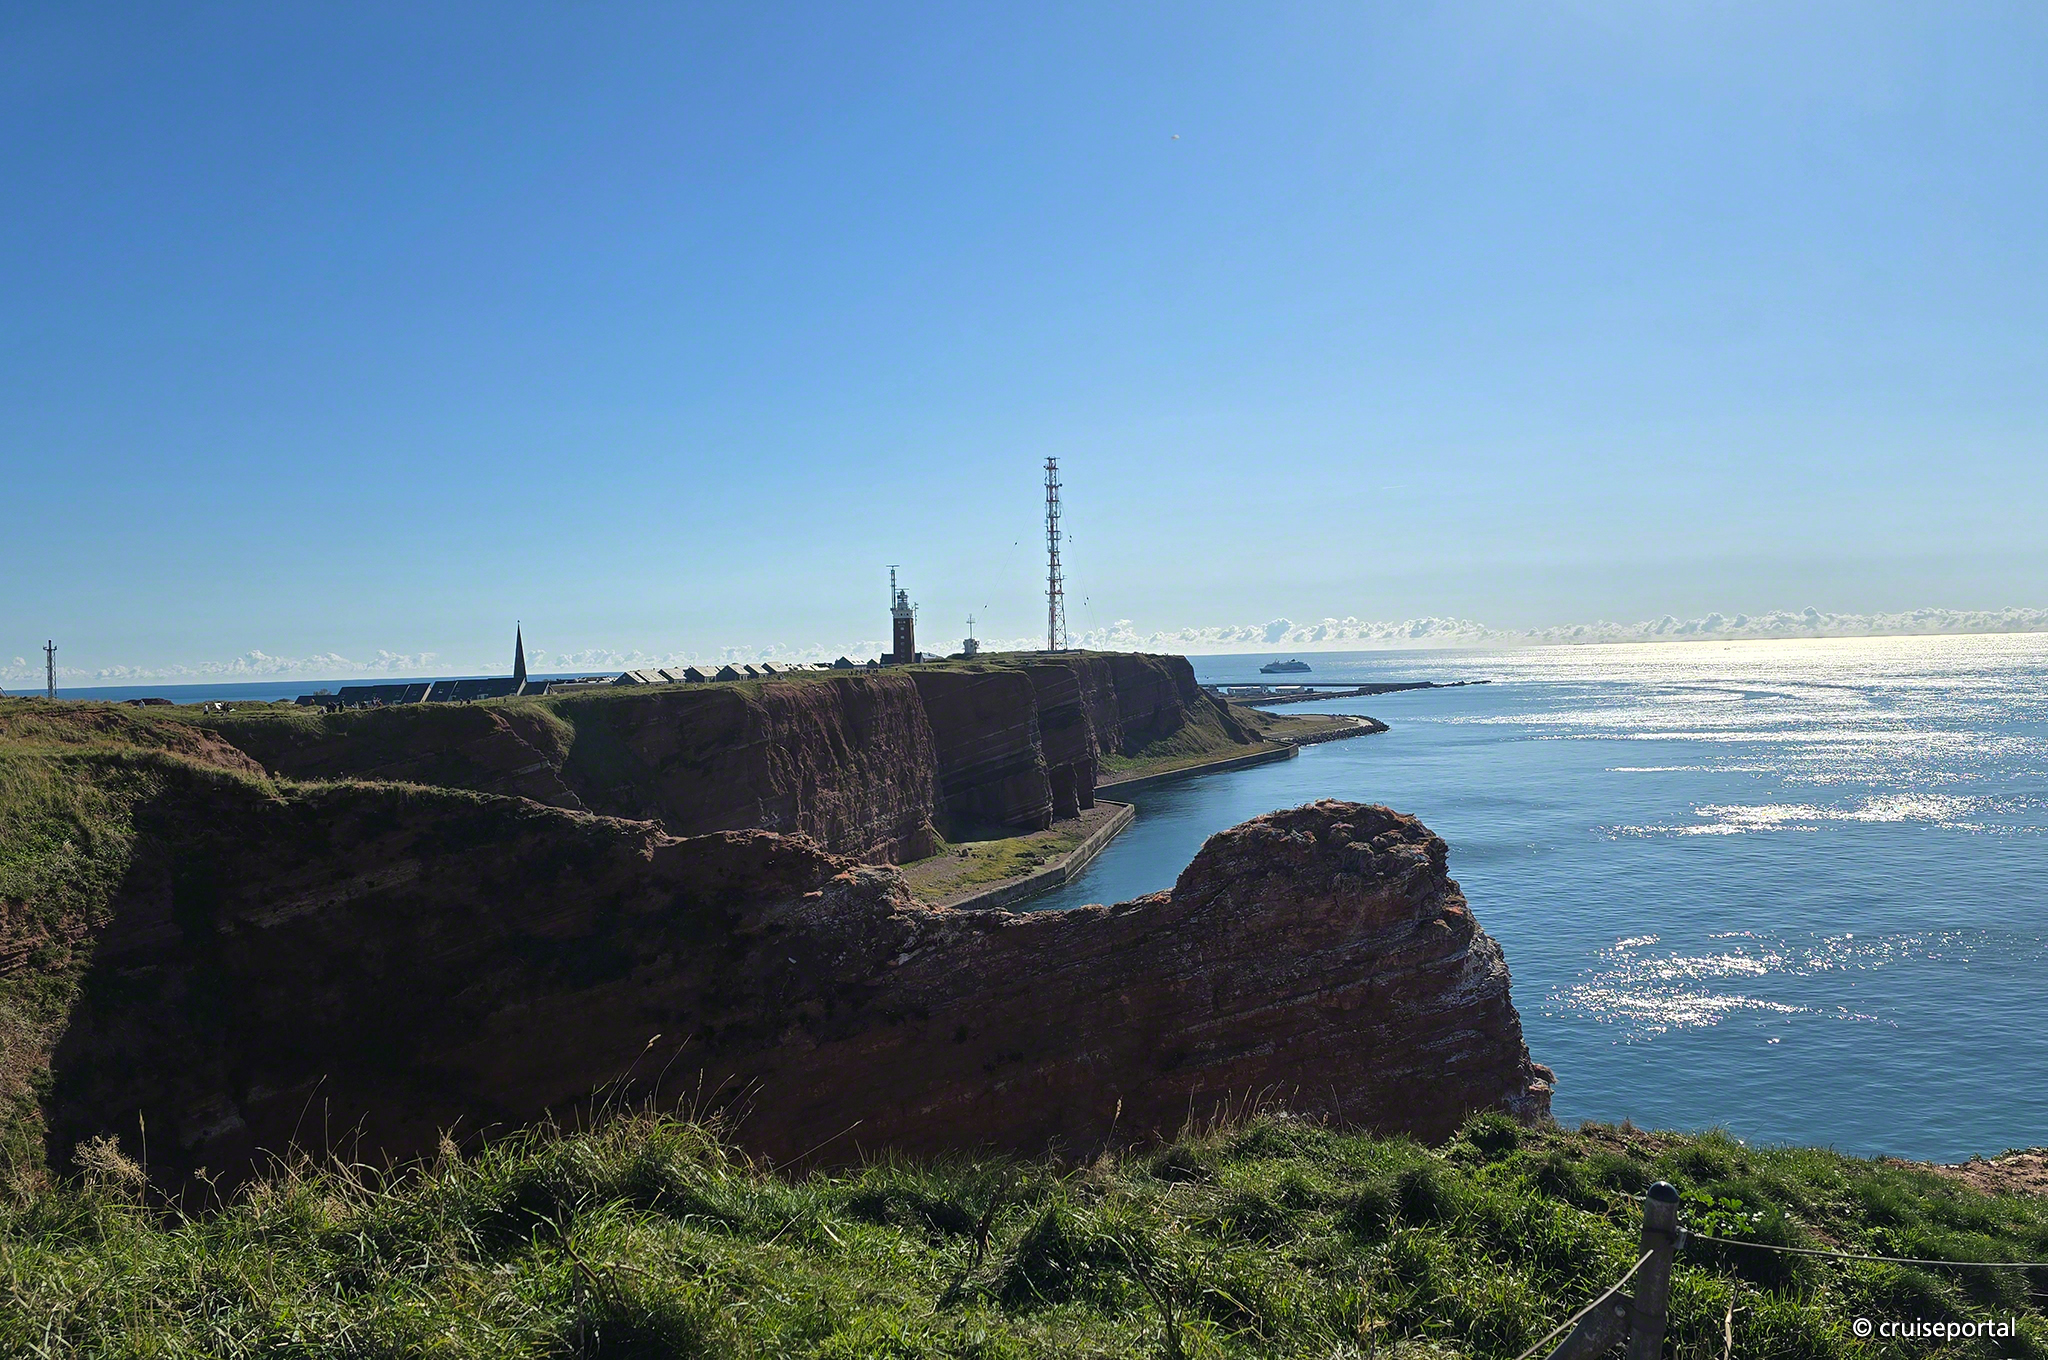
[0,702,288,1188]
[1097,741,1280,784]
[1236,711,1368,742]
[1092,699,1271,786]
[897,816,1103,904]
[5,1110,2044,1359]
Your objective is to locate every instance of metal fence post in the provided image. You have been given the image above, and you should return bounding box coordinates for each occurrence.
[1625,1182,1680,1360]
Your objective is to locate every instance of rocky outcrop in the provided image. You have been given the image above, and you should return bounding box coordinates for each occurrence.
[726,799,1552,1160]
[542,680,941,862]
[193,653,1249,855]
[205,676,942,863]
[908,653,1259,835]
[1026,664,1095,819]
[908,669,1057,833]
[49,791,1548,1190]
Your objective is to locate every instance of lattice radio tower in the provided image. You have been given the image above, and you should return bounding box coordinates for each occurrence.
[43,641,56,700]
[1044,457,1067,651]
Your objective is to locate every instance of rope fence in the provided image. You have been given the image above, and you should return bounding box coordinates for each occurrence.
[1682,1229,2048,1270]
[1511,1250,1655,1360]
[1517,1184,2043,1360]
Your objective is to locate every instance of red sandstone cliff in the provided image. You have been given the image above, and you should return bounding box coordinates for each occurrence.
[908,652,1259,834]
[205,675,943,862]
[48,785,1548,1190]
[197,652,1250,854]
[908,668,1059,832]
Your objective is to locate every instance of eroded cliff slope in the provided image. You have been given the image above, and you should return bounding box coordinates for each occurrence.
[187,651,1256,851]
[194,674,944,862]
[41,768,1548,1189]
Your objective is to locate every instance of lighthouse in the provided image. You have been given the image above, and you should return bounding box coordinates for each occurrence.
[888,567,917,665]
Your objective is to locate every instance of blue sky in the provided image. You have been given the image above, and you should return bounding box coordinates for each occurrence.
[4,3,2045,679]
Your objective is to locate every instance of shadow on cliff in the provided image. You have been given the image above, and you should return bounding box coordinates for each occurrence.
[40,766,864,1195]
[45,768,1550,1200]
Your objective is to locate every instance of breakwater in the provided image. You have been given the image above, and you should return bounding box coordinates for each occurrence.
[1208,679,1488,707]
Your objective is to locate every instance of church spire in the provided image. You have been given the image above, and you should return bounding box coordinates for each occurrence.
[513,623,527,688]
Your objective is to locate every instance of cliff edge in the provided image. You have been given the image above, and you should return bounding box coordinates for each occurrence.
[44,782,1548,1189]
[185,651,1257,855]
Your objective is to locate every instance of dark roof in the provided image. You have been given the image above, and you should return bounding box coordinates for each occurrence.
[423,678,523,703]
[333,682,433,707]
[530,677,611,694]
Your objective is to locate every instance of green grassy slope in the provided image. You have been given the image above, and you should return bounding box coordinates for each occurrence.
[6,1111,2042,1359]
[0,702,283,1185]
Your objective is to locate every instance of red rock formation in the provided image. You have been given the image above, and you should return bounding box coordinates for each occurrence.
[1026,663,1096,819]
[543,680,941,862]
[907,669,1056,833]
[49,787,1548,1190]
[195,653,1248,855]
[906,653,1259,835]
[728,799,1552,1161]
[1072,651,1259,756]
[207,675,943,863]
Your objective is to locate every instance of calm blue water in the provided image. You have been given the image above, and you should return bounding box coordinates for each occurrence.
[1039,634,2048,1161]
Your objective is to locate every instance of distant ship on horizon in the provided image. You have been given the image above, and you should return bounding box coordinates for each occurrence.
[1259,658,1312,674]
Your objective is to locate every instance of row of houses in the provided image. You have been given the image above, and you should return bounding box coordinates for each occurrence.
[615,661,780,686]
[298,659,881,711]
[290,629,899,711]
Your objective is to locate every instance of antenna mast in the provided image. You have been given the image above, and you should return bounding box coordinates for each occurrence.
[1044,457,1066,651]
[44,640,56,700]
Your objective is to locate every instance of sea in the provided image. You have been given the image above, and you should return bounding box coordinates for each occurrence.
[1032,633,2048,1162]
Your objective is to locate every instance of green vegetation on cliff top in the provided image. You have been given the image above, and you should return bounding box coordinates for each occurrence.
[7,1110,2046,1359]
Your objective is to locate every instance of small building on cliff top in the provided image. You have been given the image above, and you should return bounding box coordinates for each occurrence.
[298,628,533,708]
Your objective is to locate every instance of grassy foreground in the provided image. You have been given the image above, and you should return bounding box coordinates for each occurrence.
[6,1113,2044,1360]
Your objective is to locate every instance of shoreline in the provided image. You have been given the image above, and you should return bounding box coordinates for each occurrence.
[930,800,1137,911]
[938,714,1391,910]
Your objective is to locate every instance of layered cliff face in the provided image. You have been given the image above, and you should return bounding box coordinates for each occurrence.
[192,652,1248,852]
[908,668,1059,832]
[717,799,1552,1161]
[541,681,941,862]
[202,675,943,862]
[1071,650,1249,754]
[47,790,1548,1190]
[908,652,1259,834]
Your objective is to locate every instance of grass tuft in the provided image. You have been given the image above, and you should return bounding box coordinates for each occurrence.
[4,1109,2045,1357]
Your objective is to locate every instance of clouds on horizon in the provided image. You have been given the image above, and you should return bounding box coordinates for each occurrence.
[1078,605,2048,655]
[8,606,2048,686]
